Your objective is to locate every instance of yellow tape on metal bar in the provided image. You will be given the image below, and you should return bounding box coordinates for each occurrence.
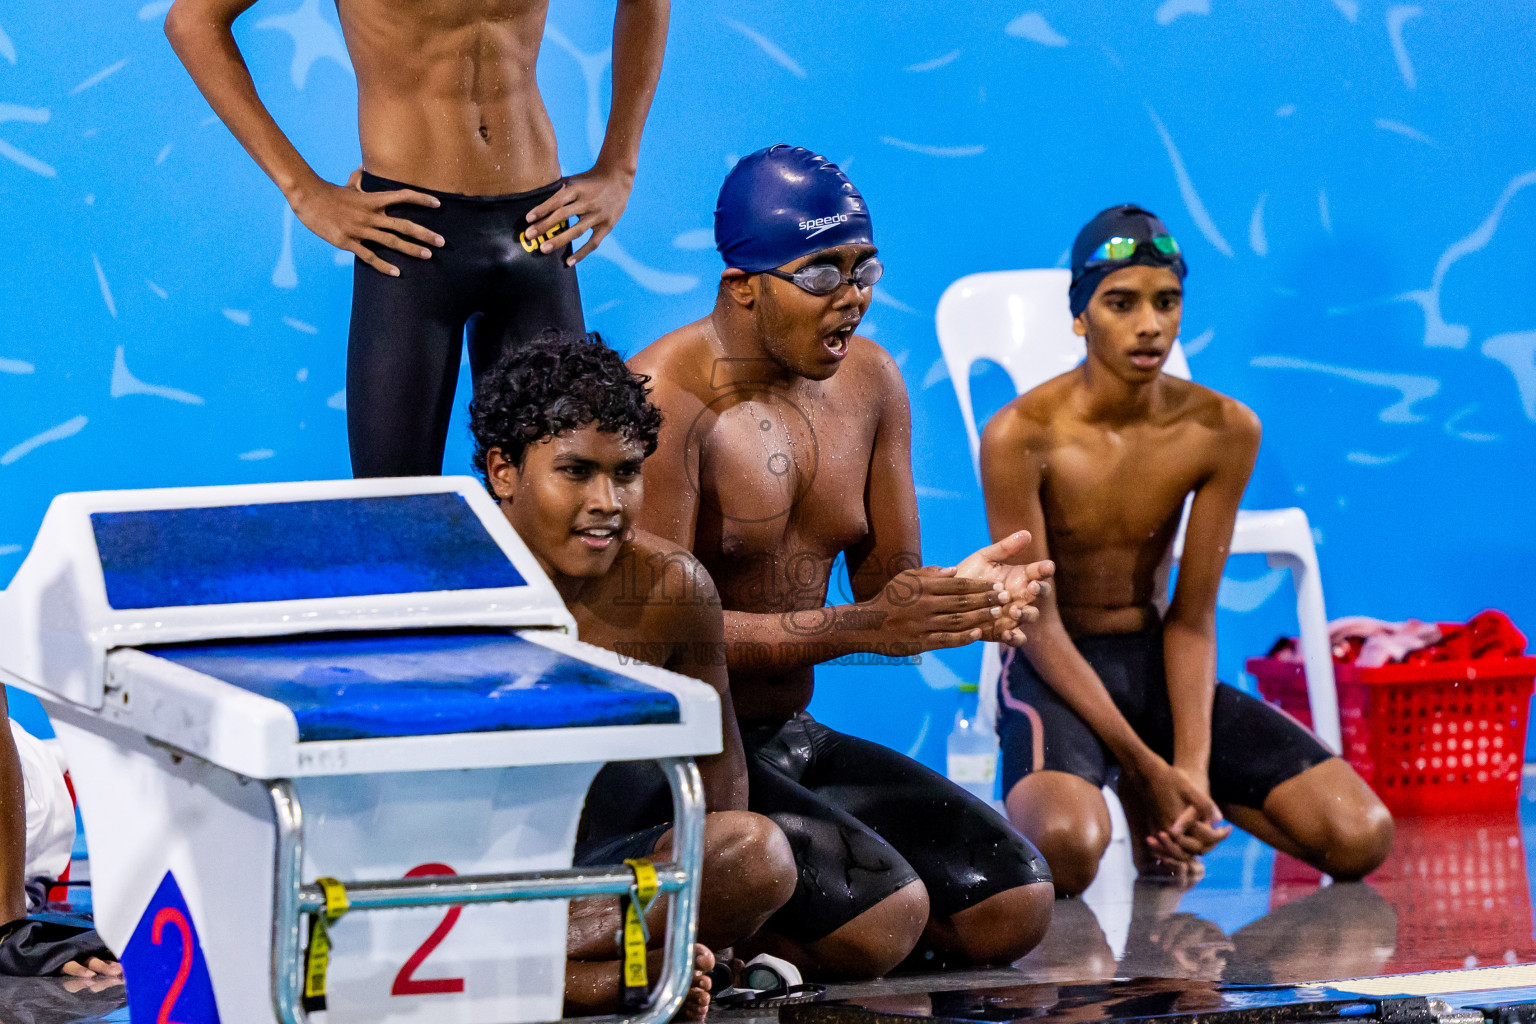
[302,877,350,1012]
[318,877,350,920]
[620,858,658,1009]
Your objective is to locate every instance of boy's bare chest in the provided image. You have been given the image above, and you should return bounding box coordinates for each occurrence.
[695,391,877,565]
[1042,424,1208,548]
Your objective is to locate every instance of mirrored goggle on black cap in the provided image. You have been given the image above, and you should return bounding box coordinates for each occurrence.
[1083,234,1181,268]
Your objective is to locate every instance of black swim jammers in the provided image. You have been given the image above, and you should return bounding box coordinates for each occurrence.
[347,172,586,478]
[744,712,1051,943]
[996,626,1332,807]
[576,717,1053,944]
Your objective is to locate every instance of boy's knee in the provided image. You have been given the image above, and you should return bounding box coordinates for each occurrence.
[1007,774,1112,897]
[1030,813,1111,896]
[1321,803,1394,881]
[804,880,930,980]
[953,881,1055,965]
[842,880,931,976]
[1272,764,1395,881]
[705,811,797,909]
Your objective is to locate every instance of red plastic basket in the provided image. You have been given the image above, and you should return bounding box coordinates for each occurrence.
[1248,656,1536,815]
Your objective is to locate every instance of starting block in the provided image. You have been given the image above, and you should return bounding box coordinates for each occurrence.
[0,477,721,1024]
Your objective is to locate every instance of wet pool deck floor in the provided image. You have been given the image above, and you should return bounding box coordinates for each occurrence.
[9,781,1536,1024]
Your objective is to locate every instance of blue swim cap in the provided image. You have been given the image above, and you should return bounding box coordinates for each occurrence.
[1068,204,1187,317]
[715,145,874,273]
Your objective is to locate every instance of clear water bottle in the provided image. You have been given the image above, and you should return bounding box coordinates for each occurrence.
[946,682,998,802]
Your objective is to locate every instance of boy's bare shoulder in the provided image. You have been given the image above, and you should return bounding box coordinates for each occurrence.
[627,528,706,570]
[629,318,714,405]
[844,333,910,404]
[983,372,1076,451]
[625,529,722,605]
[629,318,699,369]
[1164,377,1261,443]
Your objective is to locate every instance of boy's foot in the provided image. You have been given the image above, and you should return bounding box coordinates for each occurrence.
[566,943,716,1020]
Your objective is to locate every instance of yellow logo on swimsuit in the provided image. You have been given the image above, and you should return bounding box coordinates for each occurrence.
[520,219,571,254]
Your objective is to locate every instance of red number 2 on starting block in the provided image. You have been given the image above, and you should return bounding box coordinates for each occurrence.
[391,863,468,997]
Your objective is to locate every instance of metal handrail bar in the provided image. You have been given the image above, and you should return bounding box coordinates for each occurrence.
[268,757,705,1024]
[295,864,691,913]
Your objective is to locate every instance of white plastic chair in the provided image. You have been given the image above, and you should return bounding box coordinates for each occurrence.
[936,269,1341,753]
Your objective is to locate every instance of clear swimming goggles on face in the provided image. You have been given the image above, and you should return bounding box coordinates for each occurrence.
[762,256,884,296]
[1084,234,1182,268]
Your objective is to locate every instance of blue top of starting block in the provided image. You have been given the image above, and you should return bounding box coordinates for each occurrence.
[147,631,680,741]
[91,493,525,609]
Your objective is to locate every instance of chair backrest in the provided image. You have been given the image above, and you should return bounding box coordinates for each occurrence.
[934,269,1191,476]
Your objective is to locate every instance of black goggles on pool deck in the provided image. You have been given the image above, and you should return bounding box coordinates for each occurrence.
[762,256,884,296]
[1083,234,1182,269]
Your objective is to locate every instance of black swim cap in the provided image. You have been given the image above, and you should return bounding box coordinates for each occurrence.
[1068,204,1187,317]
[715,145,873,273]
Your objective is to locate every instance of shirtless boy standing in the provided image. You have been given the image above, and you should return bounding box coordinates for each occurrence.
[631,146,1055,980]
[468,333,795,1016]
[981,205,1393,896]
[167,0,668,477]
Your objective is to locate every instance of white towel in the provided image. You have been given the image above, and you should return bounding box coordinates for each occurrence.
[10,720,74,886]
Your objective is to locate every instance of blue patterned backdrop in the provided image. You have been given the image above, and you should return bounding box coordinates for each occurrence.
[3,1,1535,764]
